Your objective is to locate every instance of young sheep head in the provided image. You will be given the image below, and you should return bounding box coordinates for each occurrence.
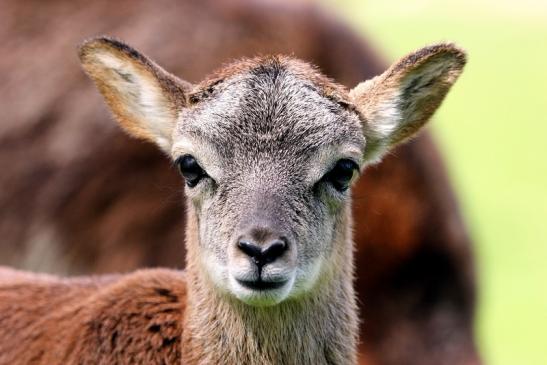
[79,37,465,306]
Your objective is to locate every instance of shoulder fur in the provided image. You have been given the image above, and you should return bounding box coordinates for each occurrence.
[0,268,186,365]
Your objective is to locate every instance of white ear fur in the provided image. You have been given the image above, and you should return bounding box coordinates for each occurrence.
[350,43,467,163]
[79,37,191,151]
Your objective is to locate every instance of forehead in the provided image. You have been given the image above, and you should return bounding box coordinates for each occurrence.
[174,58,364,161]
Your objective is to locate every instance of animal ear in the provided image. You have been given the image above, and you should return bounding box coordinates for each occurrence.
[350,43,466,163]
[78,36,192,151]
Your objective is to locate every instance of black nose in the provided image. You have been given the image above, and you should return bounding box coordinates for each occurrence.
[237,239,288,268]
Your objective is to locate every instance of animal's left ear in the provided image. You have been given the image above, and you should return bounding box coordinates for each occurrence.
[350,43,466,163]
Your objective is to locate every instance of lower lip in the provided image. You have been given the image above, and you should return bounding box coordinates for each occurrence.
[236,279,287,291]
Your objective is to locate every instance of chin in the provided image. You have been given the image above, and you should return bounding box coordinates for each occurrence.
[228,274,295,307]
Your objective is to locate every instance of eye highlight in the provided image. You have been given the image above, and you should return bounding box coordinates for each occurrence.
[322,159,359,192]
[175,155,208,187]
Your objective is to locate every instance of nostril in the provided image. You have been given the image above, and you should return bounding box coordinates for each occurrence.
[237,240,262,260]
[262,239,288,264]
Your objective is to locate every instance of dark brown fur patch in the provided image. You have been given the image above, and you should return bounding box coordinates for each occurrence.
[189,55,352,108]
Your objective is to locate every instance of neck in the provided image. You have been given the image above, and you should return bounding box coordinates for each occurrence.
[181,209,358,365]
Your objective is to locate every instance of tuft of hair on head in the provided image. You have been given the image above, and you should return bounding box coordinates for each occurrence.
[349,43,467,163]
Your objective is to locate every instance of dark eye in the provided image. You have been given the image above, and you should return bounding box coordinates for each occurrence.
[175,155,207,187]
[323,159,359,192]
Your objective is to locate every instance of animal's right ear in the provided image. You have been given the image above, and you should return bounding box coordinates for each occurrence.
[78,37,192,151]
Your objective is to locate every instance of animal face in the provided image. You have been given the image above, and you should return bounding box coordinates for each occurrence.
[171,61,364,305]
[79,37,465,306]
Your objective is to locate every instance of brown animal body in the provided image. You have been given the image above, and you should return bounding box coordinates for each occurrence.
[0,36,467,364]
[0,1,479,364]
[0,267,185,364]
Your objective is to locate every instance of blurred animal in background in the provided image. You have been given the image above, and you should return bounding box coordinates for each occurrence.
[0,0,479,364]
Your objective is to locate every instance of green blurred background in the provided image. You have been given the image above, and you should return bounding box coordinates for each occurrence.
[322,1,547,364]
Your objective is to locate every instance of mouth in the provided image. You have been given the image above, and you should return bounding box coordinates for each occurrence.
[229,273,295,306]
[236,278,288,291]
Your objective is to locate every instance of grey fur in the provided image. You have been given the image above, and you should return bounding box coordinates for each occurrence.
[173,59,364,302]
